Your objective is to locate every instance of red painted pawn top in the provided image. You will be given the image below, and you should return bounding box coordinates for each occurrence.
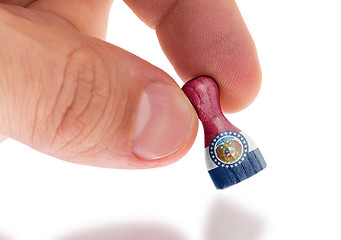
[182,76,240,147]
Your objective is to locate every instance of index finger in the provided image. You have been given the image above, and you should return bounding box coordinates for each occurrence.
[124,0,261,113]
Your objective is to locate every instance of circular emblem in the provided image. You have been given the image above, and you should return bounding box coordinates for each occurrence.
[209,131,249,167]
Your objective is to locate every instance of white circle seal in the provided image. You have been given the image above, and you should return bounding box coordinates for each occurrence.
[209,131,249,167]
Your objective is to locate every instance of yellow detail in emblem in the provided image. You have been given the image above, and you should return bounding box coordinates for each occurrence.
[215,140,242,163]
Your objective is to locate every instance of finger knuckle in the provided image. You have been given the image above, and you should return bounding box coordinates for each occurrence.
[48,46,111,153]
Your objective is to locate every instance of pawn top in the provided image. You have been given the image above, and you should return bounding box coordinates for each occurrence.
[182,76,222,121]
[182,76,239,147]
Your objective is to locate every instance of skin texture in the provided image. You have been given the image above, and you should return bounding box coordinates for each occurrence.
[0,0,261,169]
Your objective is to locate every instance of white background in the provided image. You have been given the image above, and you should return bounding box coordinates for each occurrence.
[1,0,341,239]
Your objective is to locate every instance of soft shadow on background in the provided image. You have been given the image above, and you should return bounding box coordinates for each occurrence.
[58,223,186,240]
[0,233,11,240]
[205,196,264,240]
[54,196,264,240]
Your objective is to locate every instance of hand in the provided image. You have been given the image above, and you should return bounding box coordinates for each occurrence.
[0,0,261,169]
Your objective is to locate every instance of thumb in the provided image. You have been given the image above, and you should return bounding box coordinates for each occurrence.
[0,10,197,169]
[0,133,6,143]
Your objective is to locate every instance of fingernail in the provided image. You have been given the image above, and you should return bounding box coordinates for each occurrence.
[132,82,195,160]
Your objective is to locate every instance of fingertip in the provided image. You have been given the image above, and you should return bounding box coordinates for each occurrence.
[178,44,262,114]
[131,116,198,169]
[149,115,198,168]
[218,53,262,113]
[131,81,199,165]
[153,0,262,113]
[0,133,7,144]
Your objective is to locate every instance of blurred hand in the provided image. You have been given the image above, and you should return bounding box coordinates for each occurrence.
[0,0,261,168]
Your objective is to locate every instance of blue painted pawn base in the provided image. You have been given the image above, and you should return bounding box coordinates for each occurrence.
[208,148,266,189]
